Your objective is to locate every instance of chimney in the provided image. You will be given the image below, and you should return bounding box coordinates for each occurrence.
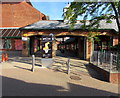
[46,16,50,20]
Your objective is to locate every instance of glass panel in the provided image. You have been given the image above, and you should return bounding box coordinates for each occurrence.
[2,39,12,49]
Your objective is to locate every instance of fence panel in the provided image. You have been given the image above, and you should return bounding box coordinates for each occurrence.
[90,51,118,71]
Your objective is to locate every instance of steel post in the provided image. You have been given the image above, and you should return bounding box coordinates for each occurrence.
[67,57,70,74]
[31,55,35,72]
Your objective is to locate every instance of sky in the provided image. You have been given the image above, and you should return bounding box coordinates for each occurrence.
[30,1,97,20]
[30,1,71,20]
[30,1,114,20]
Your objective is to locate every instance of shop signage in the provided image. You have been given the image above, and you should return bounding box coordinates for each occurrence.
[41,35,53,58]
[22,37,28,41]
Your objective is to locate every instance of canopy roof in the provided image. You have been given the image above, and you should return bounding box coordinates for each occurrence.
[20,20,83,30]
[0,28,22,38]
[20,20,119,32]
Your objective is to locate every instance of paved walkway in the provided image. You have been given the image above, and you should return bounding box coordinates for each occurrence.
[0,51,119,96]
[49,56,106,81]
[6,51,106,81]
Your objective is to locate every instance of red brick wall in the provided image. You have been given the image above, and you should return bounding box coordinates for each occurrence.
[2,3,13,27]
[110,73,120,84]
[1,1,47,27]
[89,63,120,84]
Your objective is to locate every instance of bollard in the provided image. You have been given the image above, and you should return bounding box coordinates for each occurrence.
[31,55,35,72]
[67,57,70,74]
[5,53,8,61]
[2,53,5,62]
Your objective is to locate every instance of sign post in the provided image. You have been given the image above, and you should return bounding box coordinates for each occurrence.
[41,34,53,67]
[42,35,52,58]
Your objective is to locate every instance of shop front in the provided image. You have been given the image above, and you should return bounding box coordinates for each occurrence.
[20,20,119,60]
[0,28,22,51]
[22,34,53,58]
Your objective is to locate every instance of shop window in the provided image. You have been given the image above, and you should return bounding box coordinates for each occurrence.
[15,40,22,50]
[2,39,12,49]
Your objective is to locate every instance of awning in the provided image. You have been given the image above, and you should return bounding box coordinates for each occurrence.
[0,28,22,38]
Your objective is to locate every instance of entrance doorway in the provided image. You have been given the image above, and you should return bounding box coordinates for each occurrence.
[28,35,86,59]
[56,36,86,60]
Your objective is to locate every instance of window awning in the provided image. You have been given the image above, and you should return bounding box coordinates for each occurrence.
[0,28,22,38]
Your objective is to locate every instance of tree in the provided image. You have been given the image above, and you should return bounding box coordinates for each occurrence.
[64,1,120,31]
[64,0,120,67]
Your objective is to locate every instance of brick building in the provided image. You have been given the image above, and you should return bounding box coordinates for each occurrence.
[0,0,47,51]
[20,20,119,60]
[0,1,119,84]
[0,0,119,60]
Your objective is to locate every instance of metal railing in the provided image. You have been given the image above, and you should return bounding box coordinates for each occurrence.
[90,51,118,72]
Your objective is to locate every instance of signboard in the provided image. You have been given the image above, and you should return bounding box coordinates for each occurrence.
[41,35,52,58]
[22,37,28,41]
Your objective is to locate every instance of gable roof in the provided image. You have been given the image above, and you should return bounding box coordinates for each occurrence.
[20,20,119,32]
[0,1,46,27]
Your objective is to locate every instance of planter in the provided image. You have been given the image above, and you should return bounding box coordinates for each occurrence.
[89,63,120,84]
